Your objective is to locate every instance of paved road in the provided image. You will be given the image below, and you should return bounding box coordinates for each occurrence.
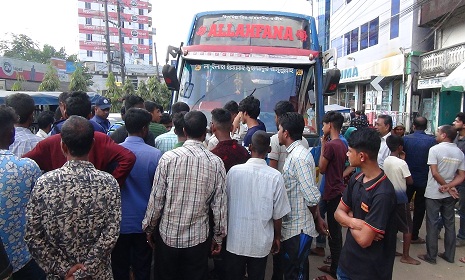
[261,215,465,279]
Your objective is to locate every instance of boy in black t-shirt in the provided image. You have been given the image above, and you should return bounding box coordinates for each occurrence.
[334,128,397,280]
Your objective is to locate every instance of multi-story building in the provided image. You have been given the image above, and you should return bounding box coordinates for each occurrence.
[417,0,465,131]
[318,0,432,130]
[77,0,157,90]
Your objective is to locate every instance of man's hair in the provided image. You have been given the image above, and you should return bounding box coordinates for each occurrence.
[377,114,393,131]
[184,111,207,138]
[173,111,188,137]
[171,102,190,115]
[386,134,403,152]
[456,112,465,124]
[211,108,232,131]
[37,111,55,129]
[61,116,94,157]
[322,111,344,131]
[0,105,18,136]
[238,96,260,119]
[125,108,152,134]
[348,128,381,160]
[58,92,70,103]
[124,94,144,111]
[65,91,91,118]
[279,112,304,141]
[144,101,163,113]
[5,93,35,124]
[160,113,172,125]
[413,116,428,131]
[54,107,62,122]
[274,101,295,117]
[355,110,361,115]
[439,125,456,142]
[251,130,270,155]
[223,100,239,114]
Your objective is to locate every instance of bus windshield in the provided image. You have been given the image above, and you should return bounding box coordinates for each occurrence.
[177,61,307,132]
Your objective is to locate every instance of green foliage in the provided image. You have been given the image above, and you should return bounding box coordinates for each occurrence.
[147,76,171,110]
[11,74,25,91]
[136,80,150,100]
[122,79,135,95]
[38,64,60,91]
[0,34,74,63]
[69,65,88,92]
[106,72,123,113]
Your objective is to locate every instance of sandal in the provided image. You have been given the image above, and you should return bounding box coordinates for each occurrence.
[460,257,465,264]
[438,252,453,263]
[418,254,436,264]
[317,265,336,279]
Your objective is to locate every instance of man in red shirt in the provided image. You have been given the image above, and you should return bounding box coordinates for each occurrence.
[24,91,135,186]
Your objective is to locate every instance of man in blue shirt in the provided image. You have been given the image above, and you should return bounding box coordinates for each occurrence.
[111,108,162,280]
[404,116,436,244]
[238,96,266,147]
[0,106,45,279]
[91,96,111,133]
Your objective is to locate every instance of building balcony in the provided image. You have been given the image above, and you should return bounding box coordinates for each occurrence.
[420,42,465,77]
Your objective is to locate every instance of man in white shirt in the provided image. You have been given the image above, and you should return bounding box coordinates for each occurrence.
[225,131,290,280]
[375,114,392,169]
[35,111,54,139]
[419,125,465,264]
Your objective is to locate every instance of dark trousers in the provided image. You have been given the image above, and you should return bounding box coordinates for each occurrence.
[281,234,312,280]
[224,251,267,280]
[111,233,152,280]
[326,196,342,276]
[458,185,465,240]
[156,238,209,280]
[425,197,456,262]
[271,253,283,280]
[12,259,46,280]
[407,186,426,240]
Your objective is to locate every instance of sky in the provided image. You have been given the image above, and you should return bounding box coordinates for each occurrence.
[0,0,313,64]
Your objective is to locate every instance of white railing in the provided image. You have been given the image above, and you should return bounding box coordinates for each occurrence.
[420,43,465,77]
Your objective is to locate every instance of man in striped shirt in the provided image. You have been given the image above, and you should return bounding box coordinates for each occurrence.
[143,111,227,280]
[277,112,327,280]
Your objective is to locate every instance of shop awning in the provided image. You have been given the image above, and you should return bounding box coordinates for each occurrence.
[324,104,351,113]
[442,61,465,92]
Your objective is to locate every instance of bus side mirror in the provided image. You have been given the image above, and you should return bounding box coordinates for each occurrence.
[323,68,341,96]
[162,64,180,91]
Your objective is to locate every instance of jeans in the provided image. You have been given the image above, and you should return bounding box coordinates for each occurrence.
[111,233,152,280]
[425,197,456,262]
[316,199,328,248]
[406,186,426,240]
[327,196,343,276]
[458,185,465,240]
[224,251,267,280]
[281,234,313,280]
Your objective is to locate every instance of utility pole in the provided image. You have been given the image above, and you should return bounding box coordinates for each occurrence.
[116,0,126,84]
[104,0,112,74]
[154,42,159,78]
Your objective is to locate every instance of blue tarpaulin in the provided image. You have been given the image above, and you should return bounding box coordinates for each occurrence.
[0,91,101,105]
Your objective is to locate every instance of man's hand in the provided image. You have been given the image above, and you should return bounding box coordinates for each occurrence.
[315,216,328,236]
[65,264,86,280]
[448,187,460,199]
[270,238,280,255]
[146,232,155,249]
[211,240,222,256]
[373,233,384,241]
[349,218,365,231]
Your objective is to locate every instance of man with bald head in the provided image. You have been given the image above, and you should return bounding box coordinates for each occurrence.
[403,116,437,244]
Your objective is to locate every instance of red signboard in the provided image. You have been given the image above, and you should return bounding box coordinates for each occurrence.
[81,0,150,9]
[78,9,150,24]
[79,24,150,38]
[79,41,150,54]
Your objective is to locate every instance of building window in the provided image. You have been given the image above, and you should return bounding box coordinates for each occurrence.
[344,32,350,56]
[138,38,144,45]
[390,0,400,39]
[360,23,368,50]
[139,23,144,30]
[139,9,144,15]
[86,34,92,41]
[332,0,344,14]
[369,17,379,46]
[139,54,144,59]
[350,28,358,54]
[85,18,92,25]
[87,51,93,57]
[85,2,91,9]
[331,36,343,58]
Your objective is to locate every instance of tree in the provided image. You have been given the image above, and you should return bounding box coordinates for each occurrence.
[147,76,172,110]
[136,80,150,100]
[38,64,60,91]
[11,74,25,91]
[106,72,123,113]
[122,79,135,96]
[68,65,88,92]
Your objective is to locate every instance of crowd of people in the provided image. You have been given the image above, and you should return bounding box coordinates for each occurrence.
[1,91,465,280]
